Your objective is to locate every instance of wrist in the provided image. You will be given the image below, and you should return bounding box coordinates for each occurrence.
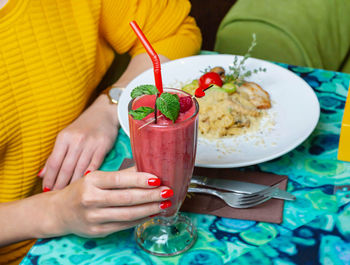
[90,93,120,127]
[34,191,67,238]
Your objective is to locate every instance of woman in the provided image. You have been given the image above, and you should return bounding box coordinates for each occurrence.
[0,0,201,263]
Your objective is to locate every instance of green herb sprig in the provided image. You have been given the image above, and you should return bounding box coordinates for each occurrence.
[225,34,266,86]
[200,34,266,87]
[200,66,212,74]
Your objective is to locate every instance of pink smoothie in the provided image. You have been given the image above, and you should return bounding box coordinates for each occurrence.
[128,89,199,216]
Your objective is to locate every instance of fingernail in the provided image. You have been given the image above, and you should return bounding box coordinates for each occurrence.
[161,189,174,199]
[148,178,161,186]
[43,187,51,192]
[160,200,172,209]
[149,214,158,218]
[84,170,91,176]
[37,169,43,177]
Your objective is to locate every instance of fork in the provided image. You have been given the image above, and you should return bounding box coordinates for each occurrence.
[187,184,278,208]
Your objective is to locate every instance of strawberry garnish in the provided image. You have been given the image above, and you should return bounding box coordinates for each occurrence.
[195,88,205,98]
[194,84,214,98]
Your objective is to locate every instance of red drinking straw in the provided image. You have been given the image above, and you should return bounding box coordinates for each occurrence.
[129,21,163,94]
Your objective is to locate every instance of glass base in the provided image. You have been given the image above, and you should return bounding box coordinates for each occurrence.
[134,213,197,256]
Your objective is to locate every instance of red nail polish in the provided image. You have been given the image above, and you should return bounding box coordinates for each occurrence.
[148,178,161,186]
[160,200,172,209]
[84,170,91,176]
[37,169,43,177]
[43,187,51,192]
[149,214,158,218]
[161,189,174,199]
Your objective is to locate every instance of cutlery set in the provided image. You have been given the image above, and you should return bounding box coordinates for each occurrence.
[189,175,295,208]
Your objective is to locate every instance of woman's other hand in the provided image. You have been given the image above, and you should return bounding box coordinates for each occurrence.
[40,95,118,190]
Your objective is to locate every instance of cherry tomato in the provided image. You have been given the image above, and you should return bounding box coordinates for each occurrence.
[199,72,223,89]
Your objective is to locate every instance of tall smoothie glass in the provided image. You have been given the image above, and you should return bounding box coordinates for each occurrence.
[128,88,199,256]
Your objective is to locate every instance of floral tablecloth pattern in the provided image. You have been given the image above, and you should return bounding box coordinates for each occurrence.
[21,64,350,265]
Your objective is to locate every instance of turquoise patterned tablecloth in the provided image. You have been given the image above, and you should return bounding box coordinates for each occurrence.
[21,64,350,265]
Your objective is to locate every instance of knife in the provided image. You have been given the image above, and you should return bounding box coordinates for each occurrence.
[190,175,296,201]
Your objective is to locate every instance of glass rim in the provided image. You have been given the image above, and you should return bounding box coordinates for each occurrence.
[128,88,199,127]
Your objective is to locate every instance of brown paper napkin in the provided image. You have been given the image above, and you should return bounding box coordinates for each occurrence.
[119,159,288,224]
[180,167,288,224]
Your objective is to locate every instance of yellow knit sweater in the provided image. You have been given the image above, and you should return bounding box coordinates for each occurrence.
[0,0,201,263]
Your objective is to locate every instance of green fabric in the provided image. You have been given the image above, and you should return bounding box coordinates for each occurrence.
[214,0,350,73]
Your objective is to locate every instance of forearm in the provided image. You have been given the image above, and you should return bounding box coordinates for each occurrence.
[0,192,60,247]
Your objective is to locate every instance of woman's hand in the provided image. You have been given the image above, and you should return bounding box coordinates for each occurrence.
[0,167,173,246]
[49,168,172,238]
[40,95,119,190]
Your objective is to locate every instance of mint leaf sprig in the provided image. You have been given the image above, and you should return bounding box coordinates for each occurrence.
[128,85,180,123]
[129,84,158,120]
[131,84,158,98]
[129,106,154,120]
[156,93,180,122]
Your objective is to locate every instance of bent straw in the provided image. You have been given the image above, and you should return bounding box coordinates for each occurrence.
[129,21,163,94]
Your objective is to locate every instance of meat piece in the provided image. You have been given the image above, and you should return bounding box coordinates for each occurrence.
[229,97,260,117]
[237,82,271,109]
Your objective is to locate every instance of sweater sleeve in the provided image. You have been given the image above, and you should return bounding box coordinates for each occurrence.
[99,0,202,60]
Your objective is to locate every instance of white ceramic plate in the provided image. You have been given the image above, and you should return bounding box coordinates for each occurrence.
[118,54,320,168]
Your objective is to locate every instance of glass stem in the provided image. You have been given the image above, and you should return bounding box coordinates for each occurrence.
[159,214,179,226]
